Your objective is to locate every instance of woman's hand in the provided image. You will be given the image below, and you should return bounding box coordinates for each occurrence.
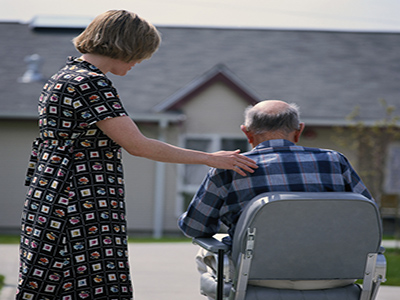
[207,150,258,176]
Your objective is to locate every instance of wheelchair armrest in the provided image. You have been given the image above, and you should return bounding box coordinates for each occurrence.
[361,251,387,300]
[193,236,231,254]
[193,236,231,300]
[375,253,387,282]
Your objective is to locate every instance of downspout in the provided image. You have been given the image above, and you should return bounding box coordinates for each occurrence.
[153,118,168,239]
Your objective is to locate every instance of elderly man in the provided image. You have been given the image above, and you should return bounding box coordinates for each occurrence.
[178,100,373,297]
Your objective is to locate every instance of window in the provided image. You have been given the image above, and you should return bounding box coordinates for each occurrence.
[176,135,250,213]
[183,138,212,186]
[385,143,400,194]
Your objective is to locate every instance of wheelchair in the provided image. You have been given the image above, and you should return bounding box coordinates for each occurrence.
[193,192,386,300]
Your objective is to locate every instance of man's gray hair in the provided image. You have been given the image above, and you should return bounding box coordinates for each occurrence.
[244,102,301,134]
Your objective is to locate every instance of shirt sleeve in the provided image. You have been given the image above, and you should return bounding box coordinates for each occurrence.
[178,169,225,238]
[340,154,374,201]
[72,75,129,125]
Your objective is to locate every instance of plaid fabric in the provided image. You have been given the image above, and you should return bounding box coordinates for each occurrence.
[178,139,373,240]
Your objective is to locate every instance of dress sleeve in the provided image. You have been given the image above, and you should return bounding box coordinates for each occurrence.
[72,75,129,125]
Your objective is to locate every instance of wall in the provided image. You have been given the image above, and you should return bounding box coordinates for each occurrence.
[122,122,181,235]
[0,119,178,236]
[182,81,250,135]
[0,119,38,233]
[0,114,395,236]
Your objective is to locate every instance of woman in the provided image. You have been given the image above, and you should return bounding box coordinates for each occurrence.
[17,10,256,300]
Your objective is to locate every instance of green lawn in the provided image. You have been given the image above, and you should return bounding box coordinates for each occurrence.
[0,274,4,290]
[2,234,399,245]
[0,235,190,244]
[384,248,400,286]
[0,235,20,244]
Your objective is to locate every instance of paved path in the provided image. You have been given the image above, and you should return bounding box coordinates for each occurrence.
[0,242,399,300]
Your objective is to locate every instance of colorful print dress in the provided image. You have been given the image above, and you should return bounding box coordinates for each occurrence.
[17,57,133,300]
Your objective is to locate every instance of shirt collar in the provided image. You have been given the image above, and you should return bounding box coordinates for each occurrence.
[254,139,295,150]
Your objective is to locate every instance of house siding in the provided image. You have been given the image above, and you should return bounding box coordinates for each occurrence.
[1,22,399,236]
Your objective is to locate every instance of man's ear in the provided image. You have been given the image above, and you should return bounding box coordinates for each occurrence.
[241,125,254,145]
[294,122,305,143]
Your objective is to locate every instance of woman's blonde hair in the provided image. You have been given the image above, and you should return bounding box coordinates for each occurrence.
[73,10,161,62]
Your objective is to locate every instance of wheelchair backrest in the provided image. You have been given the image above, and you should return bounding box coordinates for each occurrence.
[231,192,382,280]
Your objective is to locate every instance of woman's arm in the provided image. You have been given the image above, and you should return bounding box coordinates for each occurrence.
[96,116,257,175]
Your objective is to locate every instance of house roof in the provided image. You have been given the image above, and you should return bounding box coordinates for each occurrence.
[153,64,259,112]
[1,22,399,125]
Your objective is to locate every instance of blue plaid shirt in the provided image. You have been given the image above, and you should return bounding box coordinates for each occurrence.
[178,139,373,241]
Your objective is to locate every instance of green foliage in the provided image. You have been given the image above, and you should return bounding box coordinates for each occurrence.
[333,99,400,200]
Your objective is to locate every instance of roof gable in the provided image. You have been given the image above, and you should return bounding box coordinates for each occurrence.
[153,64,259,112]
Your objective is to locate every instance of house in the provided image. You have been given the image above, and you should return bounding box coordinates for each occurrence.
[0,18,399,237]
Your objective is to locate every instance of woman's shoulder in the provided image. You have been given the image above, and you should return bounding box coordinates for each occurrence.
[54,59,113,90]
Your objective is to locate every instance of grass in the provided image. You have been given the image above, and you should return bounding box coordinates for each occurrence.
[128,236,191,243]
[0,235,20,244]
[384,248,400,286]
[0,235,399,286]
[0,234,190,244]
[0,274,4,291]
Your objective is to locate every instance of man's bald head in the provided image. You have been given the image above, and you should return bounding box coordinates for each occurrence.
[243,100,301,135]
[252,100,293,115]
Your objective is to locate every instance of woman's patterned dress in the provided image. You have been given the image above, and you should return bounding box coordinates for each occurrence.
[17,57,133,300]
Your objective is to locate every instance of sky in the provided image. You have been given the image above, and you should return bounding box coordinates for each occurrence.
[1,0,400,32]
